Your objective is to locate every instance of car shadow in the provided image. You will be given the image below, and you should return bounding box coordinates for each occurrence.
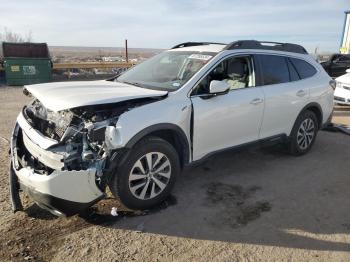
[24,132,350,252]
[25,203,58,220]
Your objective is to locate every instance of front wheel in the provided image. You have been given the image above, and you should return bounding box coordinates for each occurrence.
[288,110,318,156]
[109,136,180,210]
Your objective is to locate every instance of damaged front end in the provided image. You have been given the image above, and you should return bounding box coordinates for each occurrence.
[10,98,154,216]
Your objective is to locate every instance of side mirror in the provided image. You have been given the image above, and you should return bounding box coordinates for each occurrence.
[209,80,230,95]
[346,69,350,73]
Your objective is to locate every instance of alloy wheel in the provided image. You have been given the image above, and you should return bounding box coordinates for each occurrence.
[297,118,315,150]
[128,152,172,200]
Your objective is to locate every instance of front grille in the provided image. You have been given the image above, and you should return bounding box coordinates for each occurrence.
[53,125,66,138]
[334,96,346,102]
[15,128,53,174]
[22,130,64,170]
[343,85,350,90]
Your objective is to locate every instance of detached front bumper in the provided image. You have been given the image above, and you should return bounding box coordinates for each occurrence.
[11,163,104,216]
[10,115,105,216]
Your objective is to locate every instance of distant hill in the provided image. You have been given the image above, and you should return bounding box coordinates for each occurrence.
[49,46,163,58]
[50,46,163,52]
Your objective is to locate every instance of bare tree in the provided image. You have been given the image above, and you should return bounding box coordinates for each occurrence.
[0,28,33,58]
[0,28,33,43]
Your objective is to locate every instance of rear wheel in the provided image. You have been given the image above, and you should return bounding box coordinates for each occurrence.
[288,110,318,156]
[109,136,180,210]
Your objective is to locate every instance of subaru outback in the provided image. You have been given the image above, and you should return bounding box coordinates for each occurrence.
[9,40,334,216]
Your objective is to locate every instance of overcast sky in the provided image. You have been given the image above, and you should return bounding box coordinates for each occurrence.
[0,0,349,52]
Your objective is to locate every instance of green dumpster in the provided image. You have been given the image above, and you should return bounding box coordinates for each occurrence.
[2,42,52,86]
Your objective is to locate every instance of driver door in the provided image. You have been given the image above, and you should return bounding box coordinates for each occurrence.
[190,55,265,161]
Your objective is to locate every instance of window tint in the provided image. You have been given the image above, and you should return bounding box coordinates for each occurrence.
[287,58,300,81]
[259,55,290,85]
[289,58,317,79]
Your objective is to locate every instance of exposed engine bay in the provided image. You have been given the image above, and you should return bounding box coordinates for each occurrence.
[18,97,160,182]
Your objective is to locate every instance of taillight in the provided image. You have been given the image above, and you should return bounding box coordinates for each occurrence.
[329,79,336,90]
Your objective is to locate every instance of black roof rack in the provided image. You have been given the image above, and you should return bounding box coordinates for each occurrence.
[171,42,226,49]
[224,40,308,54]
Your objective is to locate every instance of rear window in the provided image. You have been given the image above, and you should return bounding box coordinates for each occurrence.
[289,58,317,79]
[259,55,290,85]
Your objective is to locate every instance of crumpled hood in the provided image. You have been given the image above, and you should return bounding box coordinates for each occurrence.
[24,80,168,112]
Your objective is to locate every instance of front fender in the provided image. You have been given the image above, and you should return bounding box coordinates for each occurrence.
[108,94,192,160]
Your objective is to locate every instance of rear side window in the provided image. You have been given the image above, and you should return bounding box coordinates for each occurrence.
[259,55,290,85]
[287,59,300,81]
[289,58,317,79]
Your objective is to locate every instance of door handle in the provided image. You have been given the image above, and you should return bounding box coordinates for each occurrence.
[250,98,263,105]
[296,90,306,97]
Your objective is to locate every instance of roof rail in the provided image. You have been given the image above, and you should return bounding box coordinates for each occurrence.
[171,42,226,49]
[224,40,308,54]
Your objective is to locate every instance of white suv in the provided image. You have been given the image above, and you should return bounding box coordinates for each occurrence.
[10,40,334,216]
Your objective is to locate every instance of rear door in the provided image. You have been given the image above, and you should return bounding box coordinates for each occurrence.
[257,54,310,138]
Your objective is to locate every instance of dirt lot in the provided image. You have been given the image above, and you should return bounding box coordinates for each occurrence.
[0,86,349,261]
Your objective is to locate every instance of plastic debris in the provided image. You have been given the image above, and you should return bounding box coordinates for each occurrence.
[110,207,118,217]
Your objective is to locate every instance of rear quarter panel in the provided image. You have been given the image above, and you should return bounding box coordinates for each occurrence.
[308,63,334,124]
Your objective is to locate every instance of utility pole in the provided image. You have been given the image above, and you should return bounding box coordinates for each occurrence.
[125,39,128,63]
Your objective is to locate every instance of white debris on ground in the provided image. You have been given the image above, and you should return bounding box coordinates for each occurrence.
[110,207,118,217]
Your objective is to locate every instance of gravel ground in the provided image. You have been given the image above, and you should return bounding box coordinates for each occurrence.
[0,86,349,261]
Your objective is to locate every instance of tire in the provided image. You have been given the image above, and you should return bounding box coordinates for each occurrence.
[288,110,319,156]
[109,136,180,210]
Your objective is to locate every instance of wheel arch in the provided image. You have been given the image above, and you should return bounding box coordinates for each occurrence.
[298,102,323,128]
[125,123,191,168]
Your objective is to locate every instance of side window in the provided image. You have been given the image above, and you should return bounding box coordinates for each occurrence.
[259,55,289,85]
[287,58,300,81]
[289,58,317,79]
[193,56,255,95]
